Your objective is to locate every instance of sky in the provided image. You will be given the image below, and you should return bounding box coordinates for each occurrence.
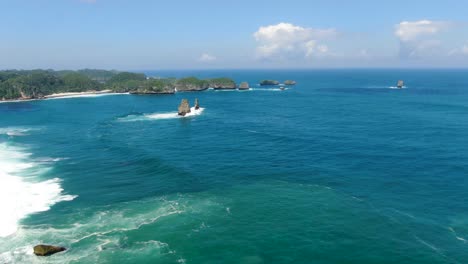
[1,0,468,70]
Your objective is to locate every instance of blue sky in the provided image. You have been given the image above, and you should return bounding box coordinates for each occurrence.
[1,0,468,69]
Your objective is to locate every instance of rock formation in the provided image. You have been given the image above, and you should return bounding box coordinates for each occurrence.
[260,80,280,86]
[239,82,250,90]
[209,78,237,90]
[397,80,404,88]
[129,85,175,95]
[33,245,66,256]
[284,80,297,85]
[175,77,210,92]
[178,99,191,116]
[195,98,200,110]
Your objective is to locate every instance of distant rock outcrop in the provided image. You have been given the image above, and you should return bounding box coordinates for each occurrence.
[284,80,296,85]
[178,99,191,116]
[209,78,236,90]
[397,80,404,88]
[195,98,200,110]
[260,80,280,86]
[129,85,175,95]
[33,245,66,256]
[239,82,250,90]
[175,77,210,92]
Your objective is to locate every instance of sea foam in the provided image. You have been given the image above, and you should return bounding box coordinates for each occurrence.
[0,143,77,238]
[119,107,204,122]
[0,127,38,137]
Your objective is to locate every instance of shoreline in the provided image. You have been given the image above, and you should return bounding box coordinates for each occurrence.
[44,90,114,99]
[0,90,125,103]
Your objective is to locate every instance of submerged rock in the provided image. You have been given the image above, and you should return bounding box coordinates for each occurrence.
[178,99,191,116]
[239,82,250,90]
[260,80,279,86]
[33,245,66,256]
[195,98,200,110]
[284,80,296,85]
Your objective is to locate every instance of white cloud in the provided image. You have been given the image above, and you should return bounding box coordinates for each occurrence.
[198,53,216,62]
[395,20,451,59]
[463,44,468,55]
[253,22,337,60]
[395,20,448,42]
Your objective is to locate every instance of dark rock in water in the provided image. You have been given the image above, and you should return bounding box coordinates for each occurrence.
[397,80,404,88]
[284,80,296,85]
[195,98,200,110]
[260,80,280,86]
[33,245,66,256]
[239,82,250,90]
[178,99,191,116]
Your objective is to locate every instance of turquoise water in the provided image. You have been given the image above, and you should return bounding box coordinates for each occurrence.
[1,69,468,263]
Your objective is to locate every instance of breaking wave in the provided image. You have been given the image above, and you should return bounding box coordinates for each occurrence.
[0,142,77,238]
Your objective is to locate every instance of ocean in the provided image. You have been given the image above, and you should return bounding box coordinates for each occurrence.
[1,69,468,263]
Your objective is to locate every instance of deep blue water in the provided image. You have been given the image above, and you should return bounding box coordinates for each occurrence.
[1,69,468,263]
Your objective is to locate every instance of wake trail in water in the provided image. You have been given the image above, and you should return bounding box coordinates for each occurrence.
[118,107,204,122]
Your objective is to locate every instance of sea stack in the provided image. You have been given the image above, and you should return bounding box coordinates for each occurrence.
[239,82,250,90]
[33,245,66,256]
[195,98,200,110]
[397,80,404,88]
[178,99,191,116]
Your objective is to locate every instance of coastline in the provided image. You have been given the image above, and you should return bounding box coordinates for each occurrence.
[44,89,114,99]
[0,90,125,103]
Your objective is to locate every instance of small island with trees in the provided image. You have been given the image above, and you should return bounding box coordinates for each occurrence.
[0,69,296,101]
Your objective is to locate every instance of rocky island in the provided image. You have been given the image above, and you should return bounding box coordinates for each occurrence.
[284,80,297,85]
[260,80,280,86]
[239,82,250,90]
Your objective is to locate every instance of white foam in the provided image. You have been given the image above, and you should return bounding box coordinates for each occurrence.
[251,88,288,91]
[147,107,204,120]
[449,227,467,243]
[0,142,77,238]
[0,127,37,137]
[389,86,407,89]
[119,107,205,122]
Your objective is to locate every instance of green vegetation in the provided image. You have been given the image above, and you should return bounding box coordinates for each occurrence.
[208,77,236,89]
[0,69,236,100]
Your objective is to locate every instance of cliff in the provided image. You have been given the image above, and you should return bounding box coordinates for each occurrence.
[175,77,209,91]
[209,78,236,90]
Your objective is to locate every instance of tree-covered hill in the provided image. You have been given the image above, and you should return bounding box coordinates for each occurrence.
[0,69,238,100]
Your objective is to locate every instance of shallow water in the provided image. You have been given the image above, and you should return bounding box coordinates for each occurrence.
[1,69,468,263]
